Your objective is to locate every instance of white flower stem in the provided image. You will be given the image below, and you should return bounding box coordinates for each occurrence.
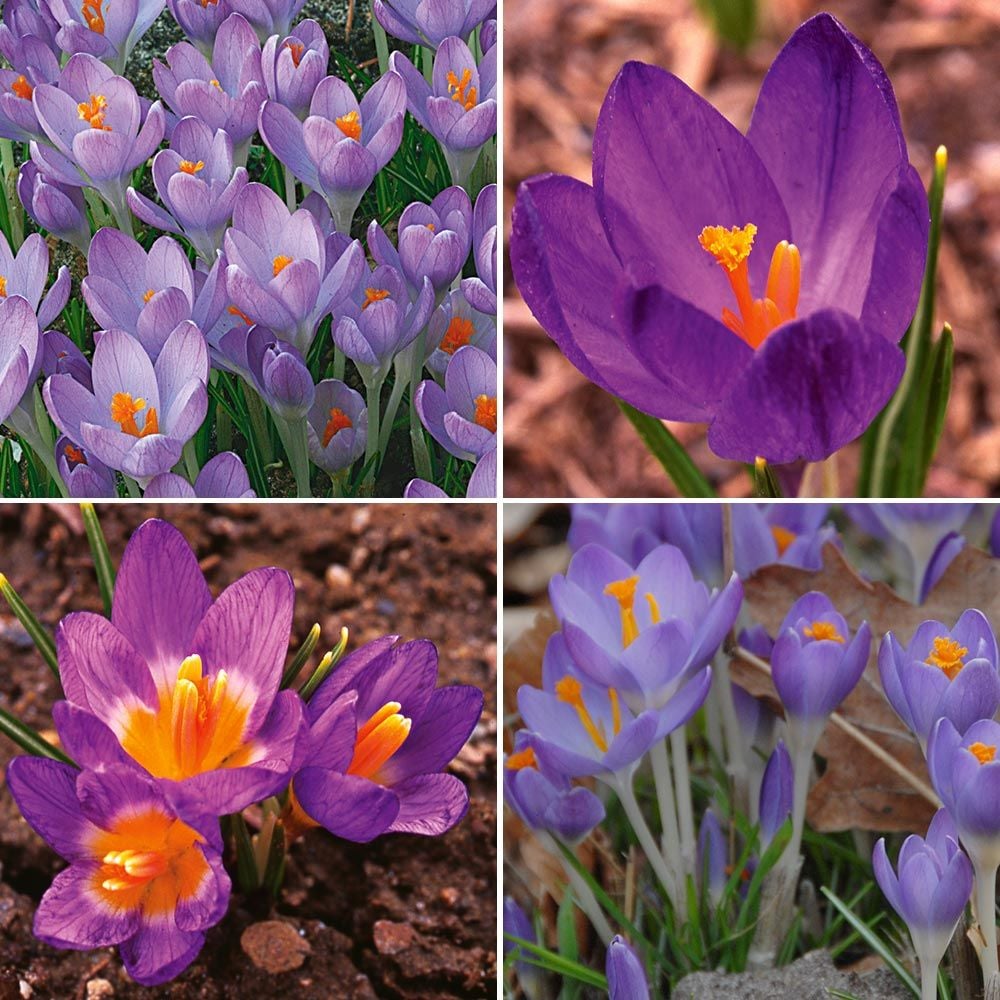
[975,859,999,980]
[648,738,684,881]
[670,725,697,877]
[540,833,614,947]
[786,740,814,875]
[920,962,938,1000]
[712,652,747,806]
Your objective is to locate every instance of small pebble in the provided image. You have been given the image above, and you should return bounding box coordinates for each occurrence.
[439,887,460,908]
[324,564,354,603]
[241,920,312,973]
[85,979,114,999]
[372,920,414,955]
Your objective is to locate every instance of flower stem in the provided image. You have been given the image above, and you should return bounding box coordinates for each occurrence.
[649,738,684,881]
[976,860,999,980]
[5,404,67,498]
[920,963,938,1000]
[407,330,432,480]
[670,726,697,876]
[787,742,813,872]
[0,139,24,250]
[378,358,408,455]
[273,416,312,498]
[540,833,614,947]
[712,652,747,808]
[363,371,385,487]
[244,388,274,465]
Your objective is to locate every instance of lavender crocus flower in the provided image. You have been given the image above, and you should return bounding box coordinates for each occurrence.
[504,897,543,999]
[374,0,494,49]
[258,70,406,233]
[224,182,365,354]
[404,444,497,498]
[368,186,473,296]
[127,116,249,262]
[759,740,792,847]
[261,19,328,119]
[6,759,230,986]
[289,636,483,841]
[0,38,58,141]
[697,808,728,904]
[0,0,60,69]
[56,435,118,497]
[31,54,165,228]
[47,0,166,74]
[425,289,496,379]
[0,294,42,426]
[51,518,305,813]
[144,451,256,498]
[480,18,496,52]
[233,326,315,421]
[880,609,1000,751]
[44,324,209,482]
[873,808,972,1000]
[511,14,928,465]
[305,378,367,476]
[390,37,497,188]
[415,344,496,461]
[606,936,650,1000]
[18,161,92,253]
[166,0,233,55]
[463,183,497,315]
[153,13,265,162]
[227,0,306,38]
[42,331,91,388]
[0,231,71,330]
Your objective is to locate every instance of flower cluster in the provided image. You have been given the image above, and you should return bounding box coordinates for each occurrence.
[0,0,497,498]
[6,518,483,984]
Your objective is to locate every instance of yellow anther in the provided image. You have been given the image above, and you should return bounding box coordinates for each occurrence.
[473,394,497,433]
[609,688,622,737]
[0,276,6,298]
[273,255,293,277]
[335,110,362,140]
[179,159,205,175]
[322,407,352,447]
[348,703,411,780]
[969,741,996,765]
[554,676,607,752]
[771,525,796,556]
[925,636,968,681]
[143,288,156,304]
[803,620,844,643]
[362,287,391,310]
[506,747,537,771]
[604,575,640,647]
[645,592,661,625]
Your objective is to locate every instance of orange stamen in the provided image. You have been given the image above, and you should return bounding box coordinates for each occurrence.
[199,0,218,7]
[446,68,477,111]
[506,747,537,771]
[284,41,305,67]
[143,289,156,304]
[969,741,997,765]
[440,317,474,355]
[322,407,352,447]
[179,159,205,175]
[555,676,609,751]
[65,444,87,465]
[81,0,105,33]
[77,94,111,131]
[362,287,390,310]
[10,75,32,100]
[925,636,968,681]
[0,276,6,298]
[273,255,293,277]
[110,392,159,438]
[473,394,496,433]
[335,110,362,140]
[771,525,796,556]
[604,576,640,647]
[803,620,845,643]
[348,701,411,780]
[228,304,254,326]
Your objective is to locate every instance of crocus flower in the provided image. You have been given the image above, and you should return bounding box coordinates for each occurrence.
[873,808,972,1000]
[0,231,71,330]
[127,116,249,262]
[226,0,306,38]
[374,0,494,49]
[415,344,497,461]
[0,294,42,426]
[390,37,497,188]
[166,0,233,55]
[510,14,928,465]
[504,897,543,1000]
[51,518,305,813]
[43,331,92,391]
[6,759,230,986]
[153,13,265,161]
[288,636,483,841]
[47,0,166,74]
[258,70,406,233]
[224,182,366,354]
[0,0,60,70]
[425,289,496,379]
[260,19,329,119]
[18,161,92,253]
[56,434,118,497]
[368,186,473,296]
[880,609,1000,751]
[697,808,728,904]
[144,451,256,498]
[305,378,367,476]
[606,936,650,1000]
[759,740,792,847]
[0,38,57,141]
[404,444,497,498]
[480,18,496,52]
[44,324,209,483]
[31,54,165,227]
[547,541,742,713]
[462,182,497,315]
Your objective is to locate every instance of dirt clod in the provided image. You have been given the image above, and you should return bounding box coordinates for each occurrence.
[241,921,312,973]
[372,920,414,955]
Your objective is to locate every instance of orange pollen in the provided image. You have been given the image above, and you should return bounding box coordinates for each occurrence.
[698,224,800,349]
[969,741,997,765]
[228,304,254,325]
[440,316,475,355]
[77,94,111,131]
[273,255,293,277]
[143,288,156,304]
[426,223,436,232]
[925,636,968,681]
[604,575,640,647]
[110,392,159,438]
[506,747,537,771]
[179,159,205,175]
[554,676,619,751]
[348,701,411,781]
[362,287,391,310]
[335,110,362,140]
[285,41,305,67]
[0,276,6,298]
[803,620,845,643]
[771,525,796,557]
[446,68,477,111]
[10,75,32,100]
[473,394,497,433]
[81,0,105,33]
[65,444,87,465]
[322,407,352,447]
[210,79,221,89]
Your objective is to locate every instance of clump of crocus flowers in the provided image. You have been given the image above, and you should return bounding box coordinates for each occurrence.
[4,517,483,985]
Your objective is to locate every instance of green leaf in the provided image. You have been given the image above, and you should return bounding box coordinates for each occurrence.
[918,325,954,488]
[503,936,608,990]
[299,626,350,700]
[80,503,116,617]
[281,622,321,689]
[616,400,716,498]
[751,458,781,498]
[556,889,582,1000]
[694,0,757,49]
[0,574,59,678]
[0,705,73,764]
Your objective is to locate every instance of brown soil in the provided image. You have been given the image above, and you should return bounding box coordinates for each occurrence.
[0,503,497,999]
[503,0,1000,498]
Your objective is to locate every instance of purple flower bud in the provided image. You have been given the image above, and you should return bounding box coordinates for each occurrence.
[480,18,497,52]
[759,740,792,847]
[261,19,328,119]
[305,378,366,475]
[0,295,42,424]
[18,161,91,253]
[227,0,307,38]
[0,0,61,71]
[42,331,93,391]
[424,289,496,379]
[697,808,728,904]
[251,330,314,420]
[47,0,166,74]
[167,0,234,54]
[389,37,496,188]
[55,434,117,497]
[374,0,494,50]
[462,182,497,315]
[0,231,71,329]
[145,451,256,497]
[503,896,543,997]
[0,39,58,142]
[606,935,649,1000]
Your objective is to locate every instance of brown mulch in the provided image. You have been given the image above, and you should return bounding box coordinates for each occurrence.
[503,0,1000,498]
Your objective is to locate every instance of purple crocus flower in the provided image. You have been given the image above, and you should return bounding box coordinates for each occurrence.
[880,609,1000,751]
[606,936,650,1000]
[305,378,367,476]
[504,897,543,998]
[42,331,91,389]
[462,182,497,316]
[56,434,118,497]
[18,161,92,253]
[51,518,305,813]
[226,0,306,38]
[404,444,497,498]
[425,289,496,379]
[6,759,230,986]
[414,344,496,460]
[153,13,265,162]
[374,0,494,49]
[697,808,728,904]
[224,182,366,354]
[260,19,328,119]
[0,0,60,70]
[288,636,483,841]
[0,38,57,141]
[390,37,497,188]
[0,231,71,330]
[510,14,928,465]
[480,17,496,52]
[144,451,256,498]
[31,54,165,227]
[127,116,249,262]
[258,70,406,233]
[873,808,972,998]
[759,740,792,847]
[547,541,742,714]
[44,324,209,482]
[166,0,233,55]
[47,0,166,74]
[0,294,42,425]
[368,186,473,296]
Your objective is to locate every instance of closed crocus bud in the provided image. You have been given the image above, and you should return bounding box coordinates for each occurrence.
[18,161,91,254]
[480,18,497,52]
[759,741,792,847]
[0,295,41,425]
[166,0,233,55]
[41,331,93,391]
[228,0,307,38]
[305,378,366,475]
[374,0,494,49]
[873,809,973,1000]
[606,936,650,1000]
[55,435,117,498]
[261,19,328,119]
[880,609,1000,751]
[463,182,497,316]
[251,332,314,420]
[697,808,727,905]
[503,897,543,999]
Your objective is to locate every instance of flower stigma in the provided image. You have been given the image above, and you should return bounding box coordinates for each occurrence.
[179,159,205,175]
[10,75,32,100]
[771,525,796,556]
[335,110,362,140]
[473,394,497,433]
[362,288,390,310]
[347,701,411,780]
[284,41,305,67]
[81,0,105,33]
[110,393,159,438]
[447,69,477,111]
[440,317,474,355]
[77,94,111,131]
[925,636,967,681]
[506,747,537,771]
[322,407,352,446]
[803,620,844,643]
[968,741,997,765]
[272,255,294,277]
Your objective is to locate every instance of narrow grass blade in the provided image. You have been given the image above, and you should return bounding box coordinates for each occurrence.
[281,622,321,689]
[0,574,59,678]
[80,502,116,617]
[503,936,608,989]
[0,705,73,764]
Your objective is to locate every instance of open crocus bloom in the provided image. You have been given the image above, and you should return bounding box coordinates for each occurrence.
[260,19,329,119]
[0,231,70,331]
[305,377,367,475]
[50,519,304,814]
[511,14,929,464]
[6,759,230,986]
[47,0,166,74]
[374,0,495,49]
